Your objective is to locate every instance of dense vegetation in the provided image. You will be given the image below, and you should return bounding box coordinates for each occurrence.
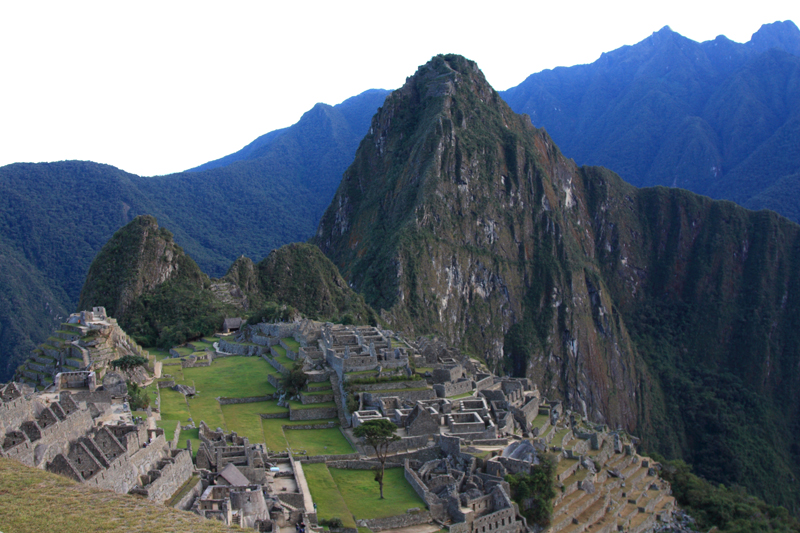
[501,21,800,223]
[656,457,800,532]
[255,243,378,325]
[505,458,557,527]
[73,217,378,352]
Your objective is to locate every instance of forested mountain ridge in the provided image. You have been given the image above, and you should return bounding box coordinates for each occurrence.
[72,216,375,350]
[501,20,800,222]
[0,89,389,382]
[314,53,800,511]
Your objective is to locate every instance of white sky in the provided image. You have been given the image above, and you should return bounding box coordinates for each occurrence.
[1,1,798,177]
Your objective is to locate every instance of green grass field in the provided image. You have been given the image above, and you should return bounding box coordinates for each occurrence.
[220,403,267,444]
[0,459,238,533]
[284,428,354,455]
[158,388,191,422]
[156,419,180,442]
[304,465,425,525]
[303,463,358,528]
[155,356,346,455]
[329,468,425,519]
[282,338,301,351]
[183,356,278,398]
[177,428,200,458]
[149,348,173,361]
[261,418,339,452]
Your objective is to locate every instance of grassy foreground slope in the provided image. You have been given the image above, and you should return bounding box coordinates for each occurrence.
[0,458,238,533]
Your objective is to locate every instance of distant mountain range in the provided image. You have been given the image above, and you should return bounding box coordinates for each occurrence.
[0,88,388,380]
[501,20,800,221]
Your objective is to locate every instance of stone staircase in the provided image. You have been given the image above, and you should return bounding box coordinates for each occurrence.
[545,450,674,533]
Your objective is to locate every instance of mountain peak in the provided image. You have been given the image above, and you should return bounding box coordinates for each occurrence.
[748,20,800,56]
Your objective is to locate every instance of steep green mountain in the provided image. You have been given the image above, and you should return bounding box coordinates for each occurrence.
[76,217,377,349]
[0,89,388,382]
[501,20,800,222]
[250,243,377,325]
[314,54,800,511]
[77,215,240,349]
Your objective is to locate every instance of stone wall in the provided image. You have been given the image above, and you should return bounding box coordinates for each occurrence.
[363,389,436,405]
[307,371,333,383]
[260,412,290,419]
[330,372,352,428]
[434,380,473,398]
[348,380,422,391]
[282,421,338,430]
[300,392,335,404]
[289,406,338,421]
[294,452,362,463]
[172,476,204,511]
[218,395,275,405]
[277,492,305,509]
[359,510,433,531]
[264,354,290,375]
[475,376,494,392]
[267,372,282,389]
[170,421,182,449]
[218,339,265,356]
[129,449,194,503]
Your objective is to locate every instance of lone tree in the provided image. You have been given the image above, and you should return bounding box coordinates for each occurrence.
[353,419,400,499]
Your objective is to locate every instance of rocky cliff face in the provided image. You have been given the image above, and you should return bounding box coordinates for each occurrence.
[314,54,800,509]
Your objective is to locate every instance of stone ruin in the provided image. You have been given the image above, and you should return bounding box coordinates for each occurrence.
[0,382,192,504]
[15,307,150,391]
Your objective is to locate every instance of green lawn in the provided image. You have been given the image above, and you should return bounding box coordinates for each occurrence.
[185,393,225,430]
[158,388,191,422]
[328,467,425,520]
[531,414,549,431]
[275,354,294,368]
[262,418,339,452]
[303,463,357,528]
[188,340,215,350]
[179,428,201,458]
[156,419,180,442]
[173,346,193,357]
[284,428,354,455]
[220,403,267,445]
[282,338,301,351]
[449,391,475,399]
[553,428,571,448]
[272,345,286,357]
[148,348,173,361]
[155,356,282,443]
[183,356,277,398]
